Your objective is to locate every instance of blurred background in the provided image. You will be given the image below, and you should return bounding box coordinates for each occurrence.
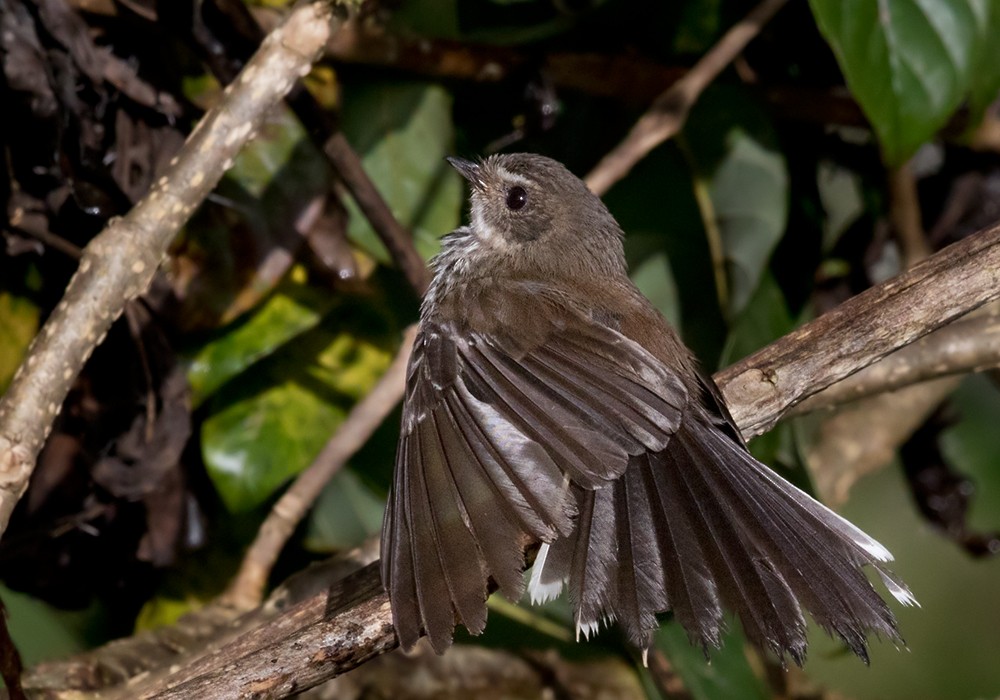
[2,0,1000,698]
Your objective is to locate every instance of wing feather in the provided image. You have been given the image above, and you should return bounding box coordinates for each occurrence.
[384,314,688,651]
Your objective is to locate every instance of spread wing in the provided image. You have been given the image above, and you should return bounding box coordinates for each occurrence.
[381,316,690,652]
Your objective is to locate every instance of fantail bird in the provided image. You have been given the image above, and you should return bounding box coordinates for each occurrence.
[380,153,915,664]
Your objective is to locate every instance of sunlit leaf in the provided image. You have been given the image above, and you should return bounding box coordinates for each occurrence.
[683,89,789,318]
[185,270,333,406]
[202,303,396,513]
[0,292,39,394]
[811,0,986,165]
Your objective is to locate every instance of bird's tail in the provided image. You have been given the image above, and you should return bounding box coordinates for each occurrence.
[528,414,916,664]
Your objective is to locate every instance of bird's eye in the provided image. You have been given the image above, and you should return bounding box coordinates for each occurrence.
[505,186,528,211]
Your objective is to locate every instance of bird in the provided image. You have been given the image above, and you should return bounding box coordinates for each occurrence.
[380,152,915,665]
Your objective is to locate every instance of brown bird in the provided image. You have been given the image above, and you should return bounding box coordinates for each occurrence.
[380,153,915,665]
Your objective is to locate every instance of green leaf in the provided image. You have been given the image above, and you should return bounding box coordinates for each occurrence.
[0,584,104,665]
[303,469,386,551]
[609,147,726,365]
[655,624,769,700]
[967,0,1000,123]
[810,0,986,165]
[672,0,723,54]
[185,271,333,406]
[816,160,866,253]
[719,273,794,369]
[388,0,460,39]
[202,302,395,513]
[341,82,463,264]
[683,89,789,318]
[0,292,39,394]
[940,374,1000,532]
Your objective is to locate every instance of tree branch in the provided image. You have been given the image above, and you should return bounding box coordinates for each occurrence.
[0,0,339,539]
[202,0,433,297]
[806,378,958,506]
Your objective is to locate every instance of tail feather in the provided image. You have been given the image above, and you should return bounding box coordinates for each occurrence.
[698,429,911,655]
[611,465,669,648]
[643,453,726,649]
[568,489,619,637]
[532,412,914,663]
[404,427,462,652]
[668,435,808,663]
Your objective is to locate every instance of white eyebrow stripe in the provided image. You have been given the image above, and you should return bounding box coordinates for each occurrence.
[494,166,534,188]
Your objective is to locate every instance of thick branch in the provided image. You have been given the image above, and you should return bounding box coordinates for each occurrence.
[0,0,338,538]
[715,220,1000,439]
[584,0,788,195]
[116,564,393,700]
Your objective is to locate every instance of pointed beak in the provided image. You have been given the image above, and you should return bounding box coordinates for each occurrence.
[446,157,486,191]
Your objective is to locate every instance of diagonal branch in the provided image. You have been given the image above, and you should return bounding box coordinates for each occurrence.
[0,0,338,539]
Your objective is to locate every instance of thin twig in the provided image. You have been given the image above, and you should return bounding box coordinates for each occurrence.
[888,163,931,267]
[223,325,417,610]
[584,0,789,195]
[0,0,338,539]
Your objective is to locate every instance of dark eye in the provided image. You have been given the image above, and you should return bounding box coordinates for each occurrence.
[505,186,528,211]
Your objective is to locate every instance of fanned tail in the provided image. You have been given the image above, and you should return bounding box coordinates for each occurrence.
[530,414,915,664]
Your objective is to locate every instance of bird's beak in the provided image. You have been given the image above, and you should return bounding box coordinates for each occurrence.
[446,157,486,191]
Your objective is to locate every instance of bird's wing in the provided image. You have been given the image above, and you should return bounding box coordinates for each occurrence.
[381,314,690,652]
